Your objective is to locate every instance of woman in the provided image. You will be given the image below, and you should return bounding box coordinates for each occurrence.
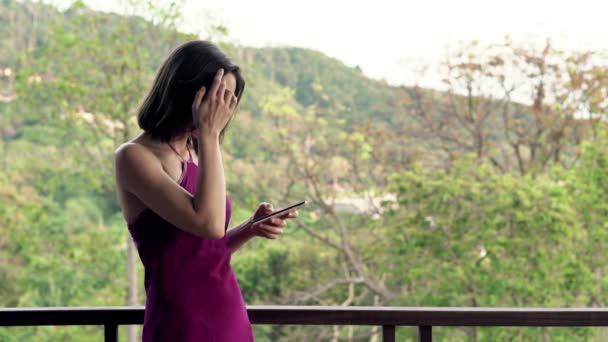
[114,40,298,341]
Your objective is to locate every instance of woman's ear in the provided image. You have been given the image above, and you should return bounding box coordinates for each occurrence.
[189,124,199,138]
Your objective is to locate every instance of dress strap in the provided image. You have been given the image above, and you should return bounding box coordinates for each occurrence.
[167,142,186,162]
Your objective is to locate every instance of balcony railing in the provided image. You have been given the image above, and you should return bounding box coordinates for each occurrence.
[2,306,608,341]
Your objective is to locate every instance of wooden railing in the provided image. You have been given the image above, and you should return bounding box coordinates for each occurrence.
[2,306,608,341]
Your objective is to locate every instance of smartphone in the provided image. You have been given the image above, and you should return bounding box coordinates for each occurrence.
[252,201,307,225]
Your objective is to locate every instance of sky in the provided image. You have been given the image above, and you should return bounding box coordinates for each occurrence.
[50,0,607,88]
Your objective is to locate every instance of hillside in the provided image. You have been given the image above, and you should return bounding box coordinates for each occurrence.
[243,47,409,127]
[0,1,415,139]
[3,2,607,341]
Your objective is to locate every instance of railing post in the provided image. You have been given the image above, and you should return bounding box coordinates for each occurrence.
[419,325,432,342]
[104,324,118,342]
[382,325,395,342]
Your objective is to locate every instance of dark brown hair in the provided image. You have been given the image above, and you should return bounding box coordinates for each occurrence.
[137,40,245,143]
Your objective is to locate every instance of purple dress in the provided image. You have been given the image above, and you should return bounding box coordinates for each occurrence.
[127,160,254,341]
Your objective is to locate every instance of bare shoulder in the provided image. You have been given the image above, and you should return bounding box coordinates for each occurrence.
[115,141,151,162]
[114,141,161,187]
[116,142,149,168]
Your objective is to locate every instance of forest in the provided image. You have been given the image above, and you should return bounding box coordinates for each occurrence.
[1,0,608,341]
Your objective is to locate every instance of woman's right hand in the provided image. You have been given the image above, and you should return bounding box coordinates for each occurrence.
[191,68,238,137]
[249,203,298,239]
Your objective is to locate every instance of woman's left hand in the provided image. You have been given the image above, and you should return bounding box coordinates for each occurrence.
[250,203,299,239]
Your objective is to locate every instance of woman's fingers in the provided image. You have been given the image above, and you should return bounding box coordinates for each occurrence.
[279,209,298,220]
[192,86,206,113]
[224,89,233,104]
[258,225,284,239]
[228,93,238,110]
[262,231,281,239]
[257,222,284,234]
[268,217,287,227]
[251,203,301,240]
[217,81,227,105]
[209,68,224,100]
[192,68,239,135]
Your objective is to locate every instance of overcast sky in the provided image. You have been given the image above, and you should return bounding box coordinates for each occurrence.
[50,0,607,88]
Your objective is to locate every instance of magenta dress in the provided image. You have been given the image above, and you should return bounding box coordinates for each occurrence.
[127,159,254,341]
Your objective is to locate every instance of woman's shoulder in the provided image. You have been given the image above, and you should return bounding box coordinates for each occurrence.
[116,141,151,163]
[115,135,165,163]
[115,139,165,176]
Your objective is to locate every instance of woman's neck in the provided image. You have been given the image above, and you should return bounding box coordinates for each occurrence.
[167,133,192,156]
[140,132,191,155]
[169,135,189,148]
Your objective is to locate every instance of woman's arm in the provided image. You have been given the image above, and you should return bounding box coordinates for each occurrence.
[226,205,300,254]
[115,69,237,239]
[115,134,226,239]
[226,218,256,253]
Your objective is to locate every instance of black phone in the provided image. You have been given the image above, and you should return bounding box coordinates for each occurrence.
[252,201,307,225]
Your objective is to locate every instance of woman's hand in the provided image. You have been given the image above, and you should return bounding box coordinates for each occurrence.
[250,203,299,239]
[191,68,237,137]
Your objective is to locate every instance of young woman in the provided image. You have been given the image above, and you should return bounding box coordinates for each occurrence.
[114,40,298,341]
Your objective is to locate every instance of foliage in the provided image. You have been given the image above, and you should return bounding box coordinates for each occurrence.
[1,0,608,341]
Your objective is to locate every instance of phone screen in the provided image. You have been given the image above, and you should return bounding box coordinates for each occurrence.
[252,201,307,225]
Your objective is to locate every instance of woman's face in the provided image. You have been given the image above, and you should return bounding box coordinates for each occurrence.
[190,72,238,137]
